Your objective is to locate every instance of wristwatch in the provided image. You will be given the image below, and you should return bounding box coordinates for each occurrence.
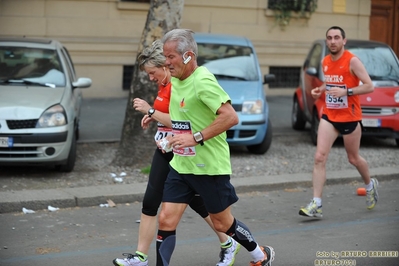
[193,132,204,146]
[148,108,155,117]
[347,88,354,96]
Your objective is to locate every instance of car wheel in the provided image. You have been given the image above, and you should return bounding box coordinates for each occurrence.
[396,138,399,147]
[55,131,77,172]
[291,96,307,130]
[247,118,272,154]
[310,109,319,146]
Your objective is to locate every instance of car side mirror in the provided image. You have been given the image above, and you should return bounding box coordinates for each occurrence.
[73,77,92,89]
[263,74,276,84]
[306,67,318,77]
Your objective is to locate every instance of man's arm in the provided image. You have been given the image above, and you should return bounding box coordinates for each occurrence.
[349,56,374,95]
[201,102,239,141]
[167,102,238,148]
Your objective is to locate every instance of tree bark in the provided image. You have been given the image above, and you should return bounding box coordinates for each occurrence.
[113,0,184,167]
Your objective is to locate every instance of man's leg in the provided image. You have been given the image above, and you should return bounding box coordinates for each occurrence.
[342,123,370,183]
[188,194,240,265]
[156,202,187,266]
[209,207,275,265]
[343,123,378,209]
[299,119,338,217]
[313,119,339,198]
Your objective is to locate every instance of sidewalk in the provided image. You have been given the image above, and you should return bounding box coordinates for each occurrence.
[0,166,398,213]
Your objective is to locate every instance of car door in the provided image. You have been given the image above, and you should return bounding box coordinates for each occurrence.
[61,46,82,122]
[303,42,324,119]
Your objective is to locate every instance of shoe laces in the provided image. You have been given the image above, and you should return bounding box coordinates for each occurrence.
[366,189,375,201]
[218,247,228,262]
[121,253,142,261]
[309,200,322,209]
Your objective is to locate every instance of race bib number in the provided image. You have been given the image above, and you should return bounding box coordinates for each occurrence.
[154,122,173,141]
[325,84,348,109]
[171,120,196,156]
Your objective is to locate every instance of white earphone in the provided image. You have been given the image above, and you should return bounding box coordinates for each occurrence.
[183,52,192,65]
[183,56,192,64]
[161,67,168,85]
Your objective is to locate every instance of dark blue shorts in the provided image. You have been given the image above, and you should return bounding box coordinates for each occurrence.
[163,166,239,214]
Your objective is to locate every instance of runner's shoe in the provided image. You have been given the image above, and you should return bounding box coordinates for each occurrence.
[249,246,275,266]
[216,238,241,266]
[299,200,323,218]
[113,253,148,266]
[366,178,379,210]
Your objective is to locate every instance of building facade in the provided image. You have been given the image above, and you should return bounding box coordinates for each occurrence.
[0,0,372,98]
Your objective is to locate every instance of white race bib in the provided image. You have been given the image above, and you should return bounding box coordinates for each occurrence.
[154,122,173,141]
[171,120,196,156]
[325,84,348,109]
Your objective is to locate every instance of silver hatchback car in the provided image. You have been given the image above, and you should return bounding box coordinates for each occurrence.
[0,37,92,172]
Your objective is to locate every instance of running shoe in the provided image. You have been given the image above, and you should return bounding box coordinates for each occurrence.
[113,253,148,266]
[216,238,241,266]
[249,246,275,266]
[299,200,323,218]
[366,178,379,210]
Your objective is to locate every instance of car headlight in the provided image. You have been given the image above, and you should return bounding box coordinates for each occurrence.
[37,105,67,127]
[242,100,263,114]
[395,91,399,103]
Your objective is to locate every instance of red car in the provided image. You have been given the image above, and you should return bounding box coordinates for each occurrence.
[292,39,399,146]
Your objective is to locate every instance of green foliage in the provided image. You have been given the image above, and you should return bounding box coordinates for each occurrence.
[141,165,151,174]
[269,0,318,30]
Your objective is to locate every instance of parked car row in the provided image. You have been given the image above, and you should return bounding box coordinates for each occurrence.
[292,39,399,146]
[0,33,276,174]
[0,37,92,172]
[4,35,397,172]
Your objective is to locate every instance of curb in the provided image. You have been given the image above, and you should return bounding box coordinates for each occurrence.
[0,167,398,214]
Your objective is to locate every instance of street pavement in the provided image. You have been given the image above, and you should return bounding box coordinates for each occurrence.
[1,180,398,265]
[78,97,129,143]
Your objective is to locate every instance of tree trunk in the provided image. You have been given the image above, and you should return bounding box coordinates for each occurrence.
[113,0,184,168]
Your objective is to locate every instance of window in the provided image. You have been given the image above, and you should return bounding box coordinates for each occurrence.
[269,66,300,88]
[123,65,134,90]
[267,0,314,12]
[308,43,323,69]
[197,43,259,81]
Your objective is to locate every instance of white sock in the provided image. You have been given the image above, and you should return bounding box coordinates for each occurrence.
[366,180,374,191]
[220,236,231,247]
[313,197,322,207]
[250,245,266,262]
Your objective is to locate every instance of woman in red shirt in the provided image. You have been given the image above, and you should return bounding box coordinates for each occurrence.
[113,41,240,266]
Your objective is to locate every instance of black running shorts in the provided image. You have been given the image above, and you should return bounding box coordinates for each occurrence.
[163,166,239,214]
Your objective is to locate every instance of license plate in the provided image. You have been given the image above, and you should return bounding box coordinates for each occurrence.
[362,118,381,127]
[0,137,14,147]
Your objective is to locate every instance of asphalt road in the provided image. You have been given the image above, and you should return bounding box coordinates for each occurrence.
[78,95,296,143]
[1,180,398,266]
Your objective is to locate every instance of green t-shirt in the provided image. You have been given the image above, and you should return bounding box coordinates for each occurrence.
[169,66,232,175]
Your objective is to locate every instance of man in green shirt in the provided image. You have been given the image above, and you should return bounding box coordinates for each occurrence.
[155,28,275,266]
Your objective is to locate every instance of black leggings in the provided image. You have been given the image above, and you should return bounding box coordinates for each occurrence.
[141,148,209,218]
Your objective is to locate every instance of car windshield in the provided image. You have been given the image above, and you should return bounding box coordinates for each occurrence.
[197,44,259,81]
[0,46,66,87]
[347,46,399,80]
